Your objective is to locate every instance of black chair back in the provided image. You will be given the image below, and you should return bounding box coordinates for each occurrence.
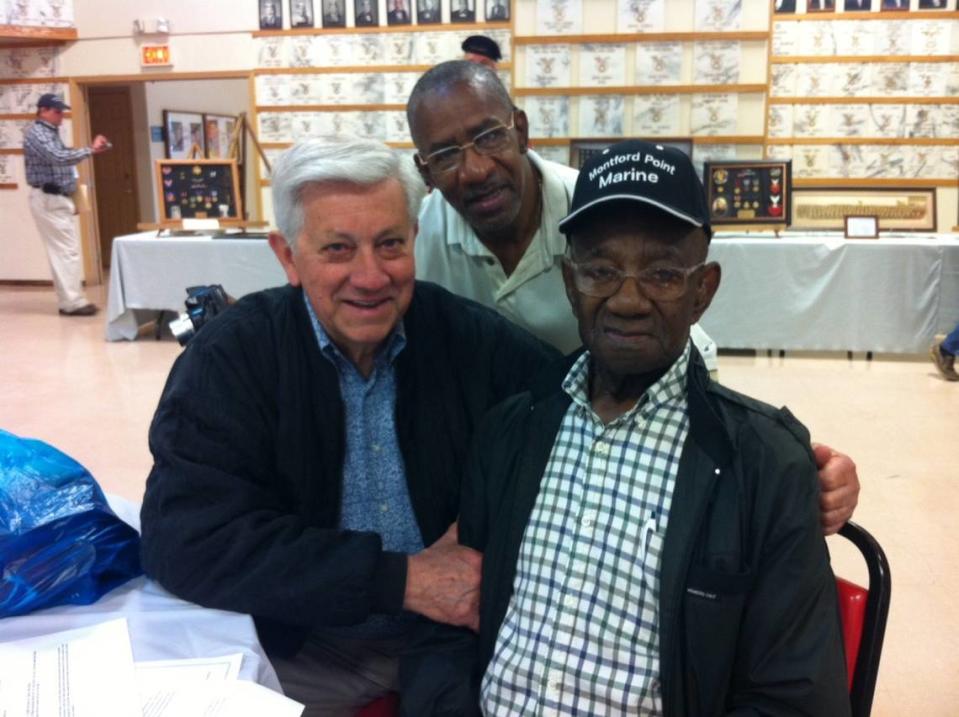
[838,521,891,717]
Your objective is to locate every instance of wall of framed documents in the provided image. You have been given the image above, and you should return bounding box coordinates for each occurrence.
[246,0,957,226]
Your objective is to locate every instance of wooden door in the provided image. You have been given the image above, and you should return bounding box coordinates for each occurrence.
[89,86,140,269]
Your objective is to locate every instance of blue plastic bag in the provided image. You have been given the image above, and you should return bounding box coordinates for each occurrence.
[0,429,142,618]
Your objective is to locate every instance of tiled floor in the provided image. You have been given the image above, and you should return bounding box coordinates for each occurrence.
[2,282,957,715]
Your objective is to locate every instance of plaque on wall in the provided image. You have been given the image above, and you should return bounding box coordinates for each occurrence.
[704,160,792,228]
[791,187,936,231]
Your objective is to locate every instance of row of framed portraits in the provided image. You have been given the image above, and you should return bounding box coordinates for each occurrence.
[258,0,509,30]
[255,29,512,67]
[163,111,241,161]
[774,0,954,12]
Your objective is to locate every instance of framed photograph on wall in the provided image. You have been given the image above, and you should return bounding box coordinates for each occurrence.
[917,0,951,8]
[417,0,441,23]
[773,0,796,12]
[486,0,510,21]
[450,0,476,22]
[321,0,346,26]
[289,0,314,26]
[354,0,378,26]
[259,0,283,28]
[386,0,412,25]
[203,113,238,160]
[163,110,205,160]
[807,0,835,12]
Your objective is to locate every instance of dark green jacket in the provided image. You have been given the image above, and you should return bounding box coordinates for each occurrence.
[460,350,851,716]
[140,282,558,657]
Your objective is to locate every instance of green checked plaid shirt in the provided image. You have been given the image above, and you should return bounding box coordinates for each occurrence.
[481,342,691,716]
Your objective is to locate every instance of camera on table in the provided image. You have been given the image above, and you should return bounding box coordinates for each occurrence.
[168,284,232,346]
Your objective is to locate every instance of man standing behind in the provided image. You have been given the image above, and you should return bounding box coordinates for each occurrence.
[460,140,851,715]
[23,93,110,317]
[407,60,860,535]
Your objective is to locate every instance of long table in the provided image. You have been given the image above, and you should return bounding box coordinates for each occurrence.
[106,232,287,341]
[106,230,959,354]
[702,233,959,354]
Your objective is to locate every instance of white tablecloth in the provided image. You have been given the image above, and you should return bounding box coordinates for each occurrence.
[701,233,959,354]
[0,494,281,691]
[106,232,287,341]
[105,230,959,354]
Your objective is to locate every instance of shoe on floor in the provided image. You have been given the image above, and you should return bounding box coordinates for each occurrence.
[59,304,99,317]
[929,339,959,382]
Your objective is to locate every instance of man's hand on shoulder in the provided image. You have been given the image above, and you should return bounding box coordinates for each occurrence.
[405,522,482,631]
[813,443,860,535]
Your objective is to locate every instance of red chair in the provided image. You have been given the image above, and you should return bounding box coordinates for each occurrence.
[355,692,399,717]
[835,521,891,717]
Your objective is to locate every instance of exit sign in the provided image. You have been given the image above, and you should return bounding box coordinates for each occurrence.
[141,45,172,67]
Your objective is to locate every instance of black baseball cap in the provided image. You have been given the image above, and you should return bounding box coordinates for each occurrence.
[559,139,711,240]
[37,93,70,111]
[461,35,502,62]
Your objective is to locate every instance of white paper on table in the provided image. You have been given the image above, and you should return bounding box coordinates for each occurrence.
[536,0,582,35]
[0,618,140,717]
[616,0,664,33]
[635,42,682,85]
[140,679,303,717]
[136,654,243,684]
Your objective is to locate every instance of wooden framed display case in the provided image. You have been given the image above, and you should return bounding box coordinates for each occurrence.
[704,158,792,228]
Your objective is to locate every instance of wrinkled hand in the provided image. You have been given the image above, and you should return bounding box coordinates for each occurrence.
[813,443,859,535]
[91,134,111,153]
[405,522,482,631]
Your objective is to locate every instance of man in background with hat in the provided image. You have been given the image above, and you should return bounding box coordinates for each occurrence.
[461,35,501,68]
[407,61,860,533]
[459,139,851,715]
[23,93,111,316]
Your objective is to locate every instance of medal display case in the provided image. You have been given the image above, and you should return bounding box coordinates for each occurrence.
[704,159,792,228]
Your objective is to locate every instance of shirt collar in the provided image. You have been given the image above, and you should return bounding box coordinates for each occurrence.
[562,340,692,423]
[302,290,406,372]
[36,119,59,131]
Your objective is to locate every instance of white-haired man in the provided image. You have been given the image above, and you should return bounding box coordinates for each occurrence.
[140,138,557,715]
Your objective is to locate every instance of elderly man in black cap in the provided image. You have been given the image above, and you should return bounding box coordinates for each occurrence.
[459,139,851,716]
[22,93,111,316]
